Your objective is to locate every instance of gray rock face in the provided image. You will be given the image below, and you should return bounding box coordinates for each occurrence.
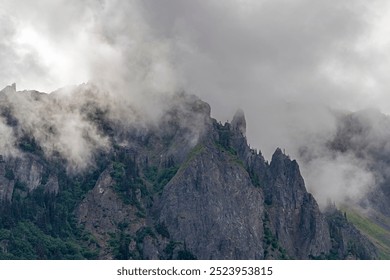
[156,141,264,259]
[0,86,378,259]
[12,156,44,191]
[265,149,332,258]
[71,102,379,259]
[76,168,144,259]
[325,206,378,259]
[0,154,53,200]
[226,122,333,258]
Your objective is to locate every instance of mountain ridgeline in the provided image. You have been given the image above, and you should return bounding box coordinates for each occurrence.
[0,84,377,259]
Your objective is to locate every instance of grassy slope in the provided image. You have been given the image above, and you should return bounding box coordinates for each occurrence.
[342,206,390,259]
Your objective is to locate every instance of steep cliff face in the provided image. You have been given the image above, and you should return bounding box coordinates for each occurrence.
[73,100,376,259]
[0,84,378,259]
[0,154,59,201]
[264,149,332,258]
[76,168,145,259]
[325,207,378,259]
[155,140,264,259]
[225,113,332,258]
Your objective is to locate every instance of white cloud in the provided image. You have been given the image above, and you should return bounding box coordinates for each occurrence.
[2,0,390,205]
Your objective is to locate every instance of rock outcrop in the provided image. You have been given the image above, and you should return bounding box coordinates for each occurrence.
[0,84,378,259]
[155,140,264,259]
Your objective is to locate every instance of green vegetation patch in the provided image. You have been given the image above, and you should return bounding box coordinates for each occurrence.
[0,161,104,259]
[262,213,289,260]
[111,157,148,206]
[108,223,132,260]
[343,207,390,259]
[144,165,179,194]
[0,221,98,260]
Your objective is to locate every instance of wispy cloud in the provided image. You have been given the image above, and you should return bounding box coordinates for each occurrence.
[1,0,390,205]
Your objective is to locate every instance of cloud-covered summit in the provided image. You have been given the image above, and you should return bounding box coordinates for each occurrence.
[2,0,390,206]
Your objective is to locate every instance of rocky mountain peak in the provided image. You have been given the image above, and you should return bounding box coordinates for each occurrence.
[0,85,379,260]
[1,83,16,95]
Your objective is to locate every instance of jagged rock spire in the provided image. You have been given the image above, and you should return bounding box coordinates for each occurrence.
[231,108,246,136]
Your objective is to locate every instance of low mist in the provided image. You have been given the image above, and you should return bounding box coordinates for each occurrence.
[2,0,390,207]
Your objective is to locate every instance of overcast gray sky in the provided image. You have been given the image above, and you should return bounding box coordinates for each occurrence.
[2,0,390,206]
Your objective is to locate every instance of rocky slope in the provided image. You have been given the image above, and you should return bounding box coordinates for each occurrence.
[0,84,378,259]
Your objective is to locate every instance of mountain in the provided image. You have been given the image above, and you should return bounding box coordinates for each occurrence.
[0,84,378,259]
[325,109,390,258]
